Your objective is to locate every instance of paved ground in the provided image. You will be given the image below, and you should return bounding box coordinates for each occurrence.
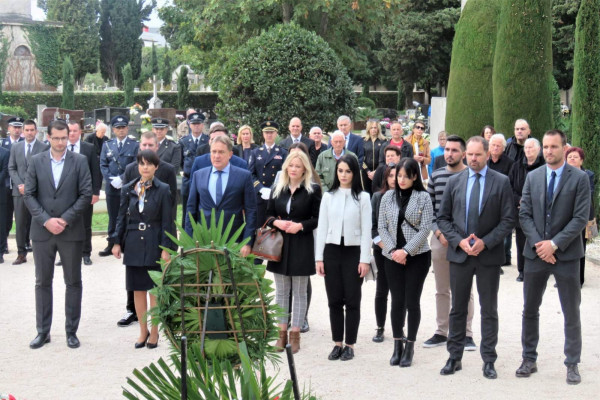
[1,235,599,399]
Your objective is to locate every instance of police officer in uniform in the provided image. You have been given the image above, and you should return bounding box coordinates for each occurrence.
[99,115,139,260]
[153,118,182,175]
[1,117,25,256]
[249,121,288,228]
[179,112,208,228]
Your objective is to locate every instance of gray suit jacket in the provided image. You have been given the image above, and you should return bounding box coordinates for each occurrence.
[519,163,589,262]
[437,168,516,265]
[24,151,92,242]
[8,139,49,196]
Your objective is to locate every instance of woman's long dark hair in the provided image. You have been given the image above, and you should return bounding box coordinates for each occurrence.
[330,154,363,201]
[394,158,425,203]
[380,165,395,193]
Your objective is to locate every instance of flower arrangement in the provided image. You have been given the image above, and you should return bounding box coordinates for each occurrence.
[139,113,152,133]
[129,103,143,116]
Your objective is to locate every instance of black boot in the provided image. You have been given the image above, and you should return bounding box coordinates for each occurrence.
[389,339,404,366]
[400,340,414,367]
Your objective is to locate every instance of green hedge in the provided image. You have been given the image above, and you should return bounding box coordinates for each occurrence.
[445,0,499,139]
[359,92,398,109]
[0,91,219,117]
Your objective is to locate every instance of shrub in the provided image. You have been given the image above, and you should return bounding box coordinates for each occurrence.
[492,0,554,138]
[0,105,29,119]
[61,56,75,109]
[177,66,190,110]
[356,96,377,108]
[213,23,355,135]
[445,0,499,139]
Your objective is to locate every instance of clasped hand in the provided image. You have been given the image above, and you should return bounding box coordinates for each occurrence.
[535,240,556,264]
[45,218,67,235]
[459,234,485,256]
[273,219,302,234]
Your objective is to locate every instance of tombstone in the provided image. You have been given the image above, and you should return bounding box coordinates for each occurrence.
[40,107,85,127]
[147,108,177,128]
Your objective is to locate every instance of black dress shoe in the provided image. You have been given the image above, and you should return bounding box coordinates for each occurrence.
[66,333,80,348]
[340,345,354,361]
[117,311,138,327]
[29,333,51,349]
[300,318,310,333]
[147,334,159,349]
[83,256,92,265]
[0,254,4,263]
[373,327,385,343]
[566,364,581,385]
[400,341,414,367]
[440,358,462,375]
[135,332,150,349]
[516,359,537,377]
[328,345,343,360]
[483,362,497,379]
[499,268,504,275]
[389,339,403,365]
[98,245,113,257]
[516,272,524,282]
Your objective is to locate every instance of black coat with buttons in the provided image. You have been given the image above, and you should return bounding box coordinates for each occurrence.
[265,184,322,276]
[113,176,176,267]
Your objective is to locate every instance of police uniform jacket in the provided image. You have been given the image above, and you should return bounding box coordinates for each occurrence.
[180,134,208,178]
[157,138,182,175]
[100,137,139,196]
[112,176,175,267]
[249,145,288,192]
[0,147,8,202]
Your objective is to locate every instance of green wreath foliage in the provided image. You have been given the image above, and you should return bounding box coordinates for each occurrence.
[150,210,281,366]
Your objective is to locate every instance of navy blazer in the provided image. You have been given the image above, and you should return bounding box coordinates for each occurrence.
[345,132,365,165]
[190,154,247,177]
[185,164,257,244]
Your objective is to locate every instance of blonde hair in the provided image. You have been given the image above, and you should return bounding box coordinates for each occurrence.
[364,120,385,141]
[272,151,314,198]
[236,125,254,145]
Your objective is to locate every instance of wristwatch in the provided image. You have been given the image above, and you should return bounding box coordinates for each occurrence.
[550,240,558,252]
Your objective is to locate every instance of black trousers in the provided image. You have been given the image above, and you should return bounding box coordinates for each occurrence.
[0,199,7,254]
[1,190,12,253]
[13,195,31,255]
[106,193,120,245]
[580,230,586,286]
[33,236,83,334]
[522,257,581,365]
[373,247,389,328]
[384,251,430,341]
[82,203,93,257]
[515,227,526,273]
[181,177,190,229]
[323,241,363,345]
[448,257,500,363]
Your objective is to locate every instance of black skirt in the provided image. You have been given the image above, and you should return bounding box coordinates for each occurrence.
[126,265,161,291]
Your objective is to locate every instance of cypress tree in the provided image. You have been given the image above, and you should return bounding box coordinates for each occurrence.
[122,63,134,107]
[61,56,75,109]
[162,51,172,89]
[571,0,600,200]
[493,0,554,139]
[177,66,189,110]
[445,0,500,139]
[151,42,158,76]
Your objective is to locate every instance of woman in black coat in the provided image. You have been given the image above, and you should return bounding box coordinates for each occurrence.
[508,138,544,282]
[266,151,322,354]
[362,120,387,195]
[233,124,258,163]
[112,150,175,349]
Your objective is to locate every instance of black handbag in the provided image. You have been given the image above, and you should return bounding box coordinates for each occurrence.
[251,217,284,262]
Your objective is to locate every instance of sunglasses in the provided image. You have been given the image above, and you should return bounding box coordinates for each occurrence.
[414,126,425,130]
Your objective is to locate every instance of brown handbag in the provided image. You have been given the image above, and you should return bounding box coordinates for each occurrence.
[251,217,284,262]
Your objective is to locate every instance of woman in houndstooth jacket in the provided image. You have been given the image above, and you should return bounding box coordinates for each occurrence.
[378,158,433,368]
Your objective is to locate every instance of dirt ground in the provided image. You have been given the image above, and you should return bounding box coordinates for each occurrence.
[1,235,599,399]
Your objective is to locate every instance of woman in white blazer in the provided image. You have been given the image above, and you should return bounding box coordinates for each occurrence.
[378,158,433,368]
[316,154,371,361]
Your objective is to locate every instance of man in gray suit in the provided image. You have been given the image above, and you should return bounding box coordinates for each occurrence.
[437,136,516,379]
[25,120,92,349]
[516,129,589,385]
[8,120,49,265]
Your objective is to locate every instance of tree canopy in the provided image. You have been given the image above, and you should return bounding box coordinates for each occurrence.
[552,0,581,90]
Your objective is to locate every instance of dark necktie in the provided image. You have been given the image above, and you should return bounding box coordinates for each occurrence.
[194,138,198,147]
[118,141,123,152]
[70,144,75,152]
[467,173,481,235]
[216,170,223,204]
[547,171,556,205]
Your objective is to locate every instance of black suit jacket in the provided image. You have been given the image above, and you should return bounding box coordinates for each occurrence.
[24,151,92,242]
[279,135,318,166]
[437,167,516,265]
[0,146,8,200]
[78,141,102,196]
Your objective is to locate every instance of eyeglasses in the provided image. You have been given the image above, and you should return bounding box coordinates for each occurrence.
[414,126,425,130]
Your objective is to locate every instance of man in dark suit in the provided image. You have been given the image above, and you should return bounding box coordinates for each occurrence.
[0,146,9,263]
[8,120,49,265]
[117,131,178,327]
[278,117,318,166]
[83,122,109,157]
[1,117,25,255]
[64,121,102,266]
[24,120,92,349]
[337,115,364,165]
[99,115,138,257]
[516,129,589,385]
[186,135,257,257]
[437,136,516,379]
[195,123,227,157]
[180,112,208,229]
[153,118,182,175]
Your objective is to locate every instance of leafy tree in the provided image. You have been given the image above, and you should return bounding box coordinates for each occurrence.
[150,42,158,75]
[445,0,499,138]
[61,56,75,109]
[552,0,580,90]
[571,0,600,193]
[0,32,10,102]
[44,0,100,85]
[493,0,554,138]
[177,66,189,110]
[100,0,155,86]
[214,24,355,134]
[122,63,134,106]
[378,1,460,107]
[161,50,172,89]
